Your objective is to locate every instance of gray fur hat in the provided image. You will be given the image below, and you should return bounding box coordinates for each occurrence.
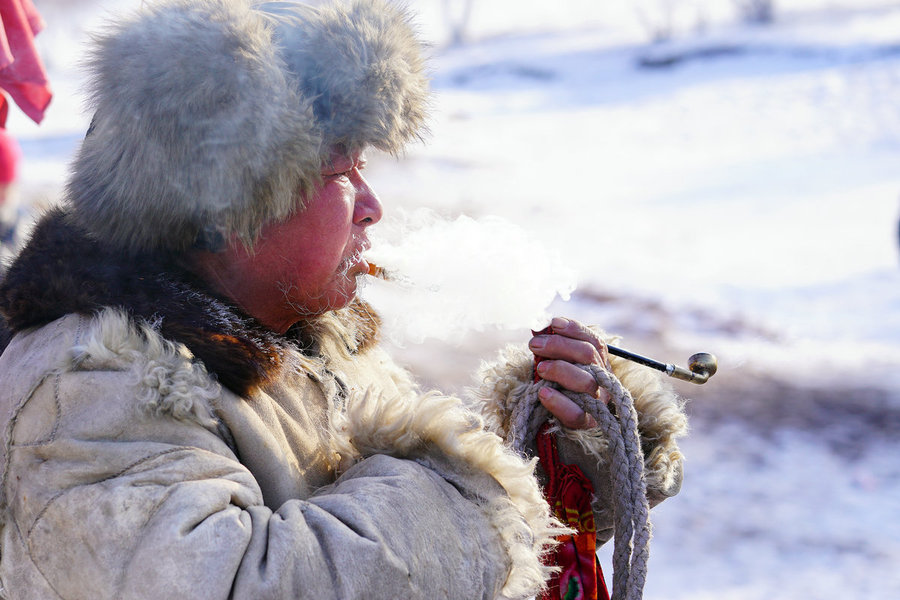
[67,0,429,254]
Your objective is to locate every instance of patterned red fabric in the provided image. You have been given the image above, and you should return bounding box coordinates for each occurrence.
[536,424,610,600]
[0,0,51,125]
[532,327,610,600]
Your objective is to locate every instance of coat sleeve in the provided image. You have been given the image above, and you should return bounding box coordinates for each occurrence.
[469,337,688,547]
[3,370,514,600]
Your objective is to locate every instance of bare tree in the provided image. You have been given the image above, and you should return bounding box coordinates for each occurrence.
[442,0,474,46]
[634,0,678,44]
[735,0,774,25]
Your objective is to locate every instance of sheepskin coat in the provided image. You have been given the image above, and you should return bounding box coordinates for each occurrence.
[0,212,560,600]
[0,211,687,599]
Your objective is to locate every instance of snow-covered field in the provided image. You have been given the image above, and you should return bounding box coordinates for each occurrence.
[8,1,900,598]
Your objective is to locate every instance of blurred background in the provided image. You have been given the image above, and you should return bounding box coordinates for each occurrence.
[3,0,899,598]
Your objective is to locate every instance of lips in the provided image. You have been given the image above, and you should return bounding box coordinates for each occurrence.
[341,240,370,275]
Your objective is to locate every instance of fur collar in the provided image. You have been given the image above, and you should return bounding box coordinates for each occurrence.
[0,208,379,396]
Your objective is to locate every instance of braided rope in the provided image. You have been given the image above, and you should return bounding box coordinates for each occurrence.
[508,365,650,600]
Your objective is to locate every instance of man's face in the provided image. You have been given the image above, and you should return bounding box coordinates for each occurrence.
[222,148,382,331]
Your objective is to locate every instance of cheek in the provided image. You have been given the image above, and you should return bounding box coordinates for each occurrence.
[279,225,353,294]
[285,211,352,269]
[300,189,355,257]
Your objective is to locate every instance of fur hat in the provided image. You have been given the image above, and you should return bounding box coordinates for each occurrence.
[67,0,429,254]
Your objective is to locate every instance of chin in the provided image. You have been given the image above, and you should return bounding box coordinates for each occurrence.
[313,288,360,317]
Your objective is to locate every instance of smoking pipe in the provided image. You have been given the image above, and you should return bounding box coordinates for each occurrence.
[608,345,718,384]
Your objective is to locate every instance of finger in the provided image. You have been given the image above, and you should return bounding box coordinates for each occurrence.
[530,333,602,366]
[550,317,602,348]
[549,317,611,369]
[536,359,610,402]
[538,386,598,429]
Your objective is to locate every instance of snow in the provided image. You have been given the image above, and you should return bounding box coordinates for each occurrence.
[363,0,900,391]
[6,1,900,598]
[629,423,900,599]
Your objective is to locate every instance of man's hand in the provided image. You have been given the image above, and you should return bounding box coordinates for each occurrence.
[529,317,611,429]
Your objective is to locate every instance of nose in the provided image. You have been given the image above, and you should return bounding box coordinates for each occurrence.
[352,171,383,227]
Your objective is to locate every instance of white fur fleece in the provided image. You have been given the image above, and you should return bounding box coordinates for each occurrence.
[330,390,566,599]
[65,308,222,430]
[472,334,689,502]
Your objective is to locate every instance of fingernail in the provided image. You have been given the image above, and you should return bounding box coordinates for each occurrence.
[551,317,569,330]
[536,361,548,376]
[529,336,545,349]
[538,386,552,400]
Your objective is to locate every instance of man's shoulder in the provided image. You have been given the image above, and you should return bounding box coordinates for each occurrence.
[0,312,86,381]
[1,309,219,409]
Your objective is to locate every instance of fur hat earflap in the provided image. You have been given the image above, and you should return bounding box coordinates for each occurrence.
[68,0,430,255]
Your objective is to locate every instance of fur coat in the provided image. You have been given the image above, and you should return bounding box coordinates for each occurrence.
[0,210,687,599]
[0,211,559,599]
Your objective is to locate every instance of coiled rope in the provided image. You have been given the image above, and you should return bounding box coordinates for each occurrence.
[507,364,651,600]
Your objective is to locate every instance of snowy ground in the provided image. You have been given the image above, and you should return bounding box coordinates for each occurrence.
[8,1,900,598]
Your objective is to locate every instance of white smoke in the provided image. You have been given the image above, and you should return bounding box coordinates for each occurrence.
[360,208,577,344]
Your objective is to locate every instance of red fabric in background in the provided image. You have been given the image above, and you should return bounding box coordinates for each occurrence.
[0,0,51,125]
[0,126,20,182]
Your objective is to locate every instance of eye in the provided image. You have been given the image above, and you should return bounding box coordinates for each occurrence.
[323,163,356,180]
[322,154,365,179]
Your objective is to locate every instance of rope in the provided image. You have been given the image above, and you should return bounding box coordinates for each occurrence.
[508,364,651,600]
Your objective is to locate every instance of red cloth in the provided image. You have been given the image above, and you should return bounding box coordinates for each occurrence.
[532,327,610,600]
[0,126,20,183]
[537,424,610,600]
[0,0,51,125]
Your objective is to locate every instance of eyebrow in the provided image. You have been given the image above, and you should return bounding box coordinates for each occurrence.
[323,151,367,173]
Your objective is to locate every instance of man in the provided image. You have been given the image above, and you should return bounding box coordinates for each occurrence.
[0,1,687,598]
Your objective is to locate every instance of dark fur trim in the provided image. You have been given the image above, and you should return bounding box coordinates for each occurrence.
[0,209,380,396]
